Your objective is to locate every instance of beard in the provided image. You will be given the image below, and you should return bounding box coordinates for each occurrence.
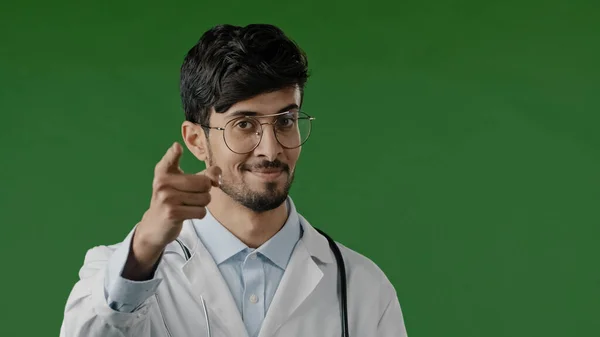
[207,147,294,213]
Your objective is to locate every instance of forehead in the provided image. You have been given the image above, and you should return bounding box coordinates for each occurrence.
[215,86,302,120]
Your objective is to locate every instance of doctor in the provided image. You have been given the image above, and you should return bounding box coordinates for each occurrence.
[60,23,408,337]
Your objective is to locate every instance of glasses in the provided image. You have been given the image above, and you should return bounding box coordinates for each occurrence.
[199,111,315,154]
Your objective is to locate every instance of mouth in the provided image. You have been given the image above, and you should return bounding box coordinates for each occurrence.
[247,169,285,181]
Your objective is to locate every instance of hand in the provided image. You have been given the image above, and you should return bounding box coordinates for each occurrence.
[123,142,221,280]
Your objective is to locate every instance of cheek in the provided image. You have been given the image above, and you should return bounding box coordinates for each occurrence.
[209,136,239,163]
[285,148,301,170]
[220,153,251,176]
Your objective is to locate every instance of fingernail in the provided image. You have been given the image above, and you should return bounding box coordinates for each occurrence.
[218,174,223,187]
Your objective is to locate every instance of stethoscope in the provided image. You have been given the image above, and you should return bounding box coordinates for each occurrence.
[174,227,349,337]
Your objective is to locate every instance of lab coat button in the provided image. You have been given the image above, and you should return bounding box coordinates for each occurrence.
[249,294,258,303]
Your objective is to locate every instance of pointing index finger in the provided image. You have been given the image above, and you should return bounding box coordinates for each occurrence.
[155,142,183,174]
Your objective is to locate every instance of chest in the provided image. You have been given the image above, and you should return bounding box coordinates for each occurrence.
[146,259,380,337]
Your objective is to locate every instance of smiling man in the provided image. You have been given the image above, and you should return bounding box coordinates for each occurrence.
[60,24,408,337]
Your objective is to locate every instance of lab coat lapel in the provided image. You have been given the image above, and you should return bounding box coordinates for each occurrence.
[258,239,324,337]
[178,221,249,337]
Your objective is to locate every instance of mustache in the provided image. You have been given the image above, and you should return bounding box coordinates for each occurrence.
[242,160,289,172]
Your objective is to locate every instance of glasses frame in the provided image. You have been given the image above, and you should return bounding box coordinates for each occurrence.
[198,111,315,154]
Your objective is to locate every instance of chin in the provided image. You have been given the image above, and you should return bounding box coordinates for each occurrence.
[250,181,282,194]
[220,170,294,212]
[239,190,288,213]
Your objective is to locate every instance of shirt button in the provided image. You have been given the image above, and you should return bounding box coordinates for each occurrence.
[249,294,258,304]
[250,254,257,260]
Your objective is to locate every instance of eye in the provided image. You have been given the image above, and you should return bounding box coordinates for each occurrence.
[233,119,253,129]
[276,116,296,128]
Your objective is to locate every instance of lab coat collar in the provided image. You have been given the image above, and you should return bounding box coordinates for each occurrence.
[178,221,249,337]
[297,213,334,264]
[256,237,324,337]
[258,209,338,337]
[175,198,335,337]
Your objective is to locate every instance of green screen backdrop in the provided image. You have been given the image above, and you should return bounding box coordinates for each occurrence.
[1,0,598,336]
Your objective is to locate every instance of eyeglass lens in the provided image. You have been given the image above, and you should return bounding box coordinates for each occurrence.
[223,112,312,153]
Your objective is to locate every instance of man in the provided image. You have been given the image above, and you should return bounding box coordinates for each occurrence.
[60,24,408,337]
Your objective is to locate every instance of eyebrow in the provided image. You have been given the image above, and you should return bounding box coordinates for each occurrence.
[227,103,299,118]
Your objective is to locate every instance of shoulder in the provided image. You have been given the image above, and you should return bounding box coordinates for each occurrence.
[298,214,395,290]
[335,242,398,307]
[336,243,391,286]
[82,243,120,263]
[73,242,120,279]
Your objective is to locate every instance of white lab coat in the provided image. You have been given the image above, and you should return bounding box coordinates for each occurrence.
[60,215,408,337]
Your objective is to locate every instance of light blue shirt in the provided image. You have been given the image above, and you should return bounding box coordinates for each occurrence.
[104,198,302,337]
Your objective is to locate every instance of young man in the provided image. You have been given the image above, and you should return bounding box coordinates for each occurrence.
[60,24,408,337]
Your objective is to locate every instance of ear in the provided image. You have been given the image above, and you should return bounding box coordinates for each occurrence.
[182,121,209,161]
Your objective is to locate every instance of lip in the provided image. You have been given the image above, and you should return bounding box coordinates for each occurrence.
[248,169,284,180]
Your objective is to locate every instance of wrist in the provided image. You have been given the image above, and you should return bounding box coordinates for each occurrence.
[122,228,165,281]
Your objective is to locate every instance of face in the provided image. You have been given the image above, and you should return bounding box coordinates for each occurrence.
[193,86,302,213]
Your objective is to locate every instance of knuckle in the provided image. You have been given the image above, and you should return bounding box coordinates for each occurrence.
[155,190,172,203]
[164,206,179,221]
[154,190,165,202]
[152,176,168,190]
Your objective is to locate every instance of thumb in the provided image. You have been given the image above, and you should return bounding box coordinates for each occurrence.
[198,165,222,187]
[155,142,183,174]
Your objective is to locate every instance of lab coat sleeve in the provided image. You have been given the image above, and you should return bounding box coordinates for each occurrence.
[60,229,161,337]
[376,279,408,337]
[104,229,162,312]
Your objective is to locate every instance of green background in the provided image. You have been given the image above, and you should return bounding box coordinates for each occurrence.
[1,0,598,336]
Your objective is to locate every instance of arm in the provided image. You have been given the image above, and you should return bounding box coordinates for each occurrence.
[60,143,219,336]
[377,281,408,337]
[60,229,162,337]
[104,229,163,312]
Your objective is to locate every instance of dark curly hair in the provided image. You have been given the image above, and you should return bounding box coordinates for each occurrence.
[180,24,309,129]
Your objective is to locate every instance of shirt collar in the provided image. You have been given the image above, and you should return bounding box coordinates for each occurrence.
[257,198,301,269]
[191,197,301,269]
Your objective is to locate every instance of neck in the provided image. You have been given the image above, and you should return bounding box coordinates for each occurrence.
[207,189,289,248]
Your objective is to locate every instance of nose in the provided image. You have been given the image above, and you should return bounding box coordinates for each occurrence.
[254,124,283,161]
